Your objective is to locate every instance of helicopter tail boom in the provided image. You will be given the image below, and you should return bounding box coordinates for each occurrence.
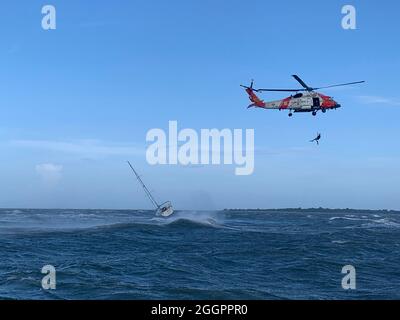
[245,88,265,108]
[240,81,266,108]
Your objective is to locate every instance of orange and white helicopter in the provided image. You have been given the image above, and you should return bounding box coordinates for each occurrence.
[241,75,365,117]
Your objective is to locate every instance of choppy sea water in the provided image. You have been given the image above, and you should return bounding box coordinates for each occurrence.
[0,209,399,300]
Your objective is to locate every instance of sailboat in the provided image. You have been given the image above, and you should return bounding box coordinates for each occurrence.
[127,161,174,217]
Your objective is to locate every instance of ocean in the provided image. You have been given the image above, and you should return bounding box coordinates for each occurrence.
[0,209,399,300]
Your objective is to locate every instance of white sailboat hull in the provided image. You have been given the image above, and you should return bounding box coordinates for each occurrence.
[156,201,174,217]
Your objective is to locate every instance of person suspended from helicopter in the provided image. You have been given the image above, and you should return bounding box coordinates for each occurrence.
[310,133,321,145]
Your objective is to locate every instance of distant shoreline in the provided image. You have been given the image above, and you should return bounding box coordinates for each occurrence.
[224,208,400,214]
[0,207,399,214]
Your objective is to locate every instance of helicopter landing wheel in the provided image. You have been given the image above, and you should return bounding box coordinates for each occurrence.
[322,109,326,113]
[288,113,293,117]
[312,111,317,116]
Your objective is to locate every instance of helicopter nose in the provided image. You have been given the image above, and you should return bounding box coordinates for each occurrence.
[336,103,341,108]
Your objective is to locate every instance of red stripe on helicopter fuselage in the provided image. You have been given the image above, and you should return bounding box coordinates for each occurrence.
[279,97,292,109]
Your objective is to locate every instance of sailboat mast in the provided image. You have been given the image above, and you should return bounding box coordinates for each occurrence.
[127,161,159,209]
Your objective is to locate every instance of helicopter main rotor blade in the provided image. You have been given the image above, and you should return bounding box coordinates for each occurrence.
[242,76,365,93]
[314,81,365,90]
[257,88,307,92]
[292,75,312,91]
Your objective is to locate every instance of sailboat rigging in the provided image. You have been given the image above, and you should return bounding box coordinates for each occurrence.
[127,161,174,217]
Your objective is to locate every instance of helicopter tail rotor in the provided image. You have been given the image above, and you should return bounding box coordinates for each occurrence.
[240,79,259,92]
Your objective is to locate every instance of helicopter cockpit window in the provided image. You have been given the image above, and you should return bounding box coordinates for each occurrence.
[293,93,303,98]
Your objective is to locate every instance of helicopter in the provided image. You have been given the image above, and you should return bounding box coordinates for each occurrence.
[241,75,365,117]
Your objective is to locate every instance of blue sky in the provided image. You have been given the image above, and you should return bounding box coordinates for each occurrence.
[1,0,400,210]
